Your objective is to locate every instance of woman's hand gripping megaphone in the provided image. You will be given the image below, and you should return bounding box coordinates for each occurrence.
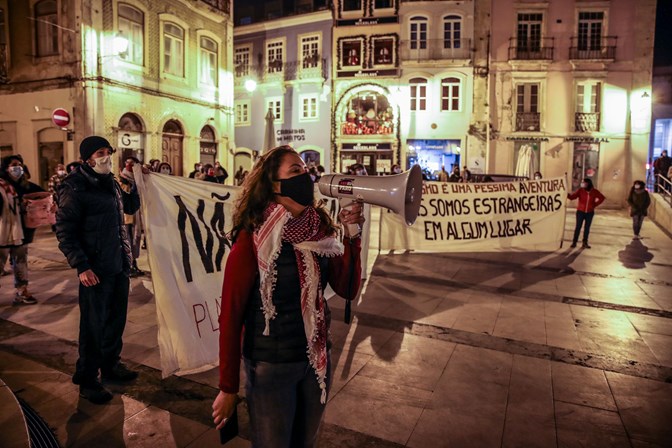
[337,199,365,238]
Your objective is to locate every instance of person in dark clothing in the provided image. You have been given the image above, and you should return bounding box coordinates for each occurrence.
[55,136,141,405]
[0,155,44,305]
[626,180,651,239]
[653,150,671,192]
[188,162,202,179]
[203,164,219,183]
[449,166,461,182]
[567,178,606,249]
[214,162,229,184]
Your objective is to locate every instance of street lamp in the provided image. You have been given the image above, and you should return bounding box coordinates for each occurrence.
[244,79,257,93]
[113,32,129,59]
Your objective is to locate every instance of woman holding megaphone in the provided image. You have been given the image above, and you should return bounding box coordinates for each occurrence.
[213,145,364,447]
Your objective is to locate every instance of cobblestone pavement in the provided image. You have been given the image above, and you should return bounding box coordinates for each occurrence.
[1,208,671,447]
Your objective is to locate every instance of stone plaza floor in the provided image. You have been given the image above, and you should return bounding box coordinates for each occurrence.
[0,208,671,447]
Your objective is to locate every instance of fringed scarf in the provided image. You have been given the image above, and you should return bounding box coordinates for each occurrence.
[254,202,343,403]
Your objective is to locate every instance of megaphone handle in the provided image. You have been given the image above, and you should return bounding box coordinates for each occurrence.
[339,198,362,238]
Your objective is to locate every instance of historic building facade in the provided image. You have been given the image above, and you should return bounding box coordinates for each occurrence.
[232,6,332,173]
[488,0,656,203]
[0,0,233,184]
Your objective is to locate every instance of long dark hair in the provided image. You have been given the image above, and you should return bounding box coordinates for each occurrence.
[231,145,337,239]
[582,178,594,191]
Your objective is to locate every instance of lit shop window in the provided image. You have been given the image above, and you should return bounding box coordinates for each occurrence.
[341,92,394,135]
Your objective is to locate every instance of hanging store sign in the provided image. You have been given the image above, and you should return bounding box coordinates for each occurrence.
[342,143,392,151]
[118,131,143,149]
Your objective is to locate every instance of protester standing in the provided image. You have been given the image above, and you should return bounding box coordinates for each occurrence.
[158,162,173,175]
[449,166,461,182]
[48,163,67,195]
[653,150,671,192]
[0,155,44,304]
[56,136,141,404]
[437,166,449,182]
[189,163,202,179]
[567,178,605,248]
[626,180,651,239]
[212,145,363,447]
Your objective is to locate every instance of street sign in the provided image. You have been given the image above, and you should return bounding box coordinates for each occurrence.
[51,108,70,128]
[118,131,142,149]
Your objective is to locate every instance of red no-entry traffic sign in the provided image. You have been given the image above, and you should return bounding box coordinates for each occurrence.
[52,108,70,128]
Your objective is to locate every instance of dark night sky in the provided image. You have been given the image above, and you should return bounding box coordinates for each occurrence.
[654,0,672,66]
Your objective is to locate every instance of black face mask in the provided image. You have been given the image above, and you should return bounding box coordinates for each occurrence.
[276,172,314,206]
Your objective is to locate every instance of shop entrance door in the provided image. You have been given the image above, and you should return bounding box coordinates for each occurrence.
[340,151,392,174]
[571,143,599,191]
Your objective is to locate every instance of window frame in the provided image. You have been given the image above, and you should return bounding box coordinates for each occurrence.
[443,14,462,50]
[409,77,428,112]
[299,94,319,122]
[339,37,364,70]
[234,44,252,78]
[342,0,363,13]
[266,96,284,124]
[516,82,540,114]
[409,16,429,51]
[299,33,321,70]
[199,35,218,86]
[441,77,462,112]
[162,21,186,78]
[117,3,144,66]
[35,0,59,57]
[576,10,606,51]
[235,100,251,126]
[265,38,285,75]
[371,35,396,67]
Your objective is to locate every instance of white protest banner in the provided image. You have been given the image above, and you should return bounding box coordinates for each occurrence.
[380,177,567,252]
[134,168,238,377]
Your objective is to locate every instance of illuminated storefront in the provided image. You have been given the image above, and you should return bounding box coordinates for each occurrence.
[406,139,461,178]
[334,85,399,174]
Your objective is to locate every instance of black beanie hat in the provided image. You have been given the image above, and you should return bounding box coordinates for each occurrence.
[80,136,114,161]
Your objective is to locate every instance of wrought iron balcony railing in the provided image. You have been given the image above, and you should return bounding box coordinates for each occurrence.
[569,36,617,60]
[515,112,541,131]
[508,37,554,60]
[400,38,472,61]
[234,58,328,84]
[200,0,230,14]
[0,44,8,84]
[575,112,600,132]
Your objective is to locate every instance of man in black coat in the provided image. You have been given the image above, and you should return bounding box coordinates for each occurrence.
[55,136,141,404]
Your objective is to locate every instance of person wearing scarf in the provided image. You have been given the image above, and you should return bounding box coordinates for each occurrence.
[213,146,364,447]
[626,180,651,239]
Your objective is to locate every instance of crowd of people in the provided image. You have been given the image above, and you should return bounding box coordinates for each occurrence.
[2,135,669,447]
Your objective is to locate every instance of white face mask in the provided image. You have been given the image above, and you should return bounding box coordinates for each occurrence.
[355,170,366,176]
[534,175,541,180]
[160,168,171,175]
[92,155,112,175]
[57,170,66,176]
[580,182,587,189]
[8,166,23,179]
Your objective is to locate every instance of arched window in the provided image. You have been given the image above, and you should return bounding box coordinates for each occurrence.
[163,22,184,76]
[409,77,428,111]
[118,4,144,65]
[409,16,428,50]
[35,0,58,56]
[200,36,217,86]
[441,77,461,111]
[443,15,462,49]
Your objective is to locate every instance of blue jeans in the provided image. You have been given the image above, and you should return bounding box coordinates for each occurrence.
[573,211,595,244]
[244,353,332,448]
[0,245,29,288]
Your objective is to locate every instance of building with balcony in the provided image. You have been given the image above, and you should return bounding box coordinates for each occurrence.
[397,0,475,176]
[232,2,332,173]
[488,0,656,204]
[0,0,234,183]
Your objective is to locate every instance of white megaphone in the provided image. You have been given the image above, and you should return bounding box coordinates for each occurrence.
[317,164,424,237]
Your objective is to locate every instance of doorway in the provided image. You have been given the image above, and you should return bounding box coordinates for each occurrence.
[162,120,184,176]
[571,142,599,191]
[37,128,64,190]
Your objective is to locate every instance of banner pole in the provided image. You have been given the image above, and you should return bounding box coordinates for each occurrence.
[378,207,382,254]
[561,171,569,249]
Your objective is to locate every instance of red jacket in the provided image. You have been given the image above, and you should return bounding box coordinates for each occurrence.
[568,187,605,213]
[217,229,361,393]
